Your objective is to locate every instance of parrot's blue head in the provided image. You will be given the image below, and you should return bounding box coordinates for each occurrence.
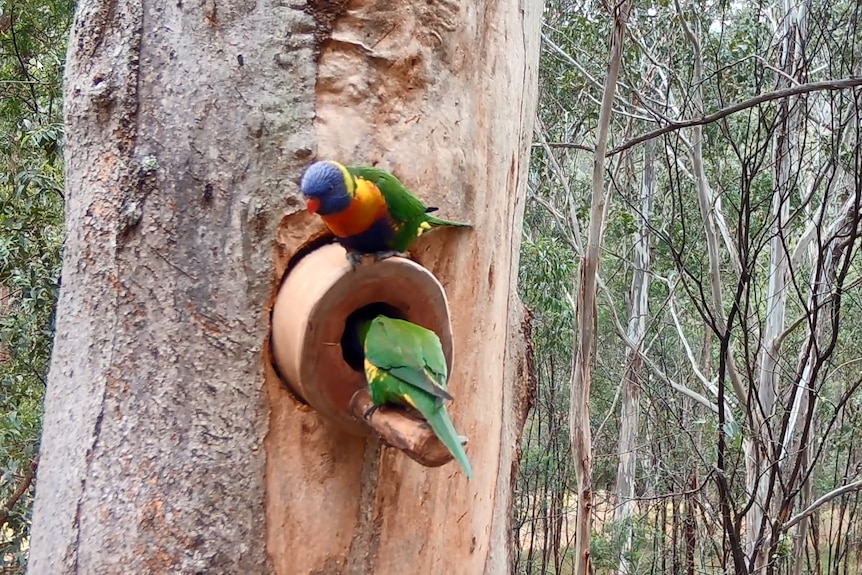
[300,161,354,216]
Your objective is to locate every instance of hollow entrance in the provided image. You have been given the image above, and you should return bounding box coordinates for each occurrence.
[341,302,405,372]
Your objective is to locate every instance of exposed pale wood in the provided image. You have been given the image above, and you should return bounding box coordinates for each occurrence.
[269,241,457,466]
[265,0,543,574]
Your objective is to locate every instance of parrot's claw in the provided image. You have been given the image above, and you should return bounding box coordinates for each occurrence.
[457,435,469,447]
[363,404,379,420]
[372,250,407,262]
[346,251,364,270]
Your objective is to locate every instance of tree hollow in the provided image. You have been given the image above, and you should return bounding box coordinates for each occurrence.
[270,243,454,436]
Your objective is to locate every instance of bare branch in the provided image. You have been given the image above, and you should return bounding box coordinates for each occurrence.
[541,78,862,153]
[611,78,862,155]
[595,277,720,415]
[541,33,605,93]
[0,456,39,526]
[783,478,862,530]
[534,120,585,254]
[667,282,716,393]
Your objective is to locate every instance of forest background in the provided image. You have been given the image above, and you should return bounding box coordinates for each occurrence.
[2,0,862,574]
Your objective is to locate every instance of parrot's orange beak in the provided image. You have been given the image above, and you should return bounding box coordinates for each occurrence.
[306,198,321,214]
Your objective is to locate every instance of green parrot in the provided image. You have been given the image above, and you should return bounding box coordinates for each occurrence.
[300,160,472,264]
[357,315,473,479]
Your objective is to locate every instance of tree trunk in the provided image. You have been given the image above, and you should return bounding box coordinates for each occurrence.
[28,1,541,573]
[569,3,629,575]
[612,138,653,575]
[748,1,809,568]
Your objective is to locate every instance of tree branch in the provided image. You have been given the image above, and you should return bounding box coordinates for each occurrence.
[0,455,39,526]
[534,119,585,254]
[8,7,40,115]
[612,78,862,155]
[592,278,721,415]
[783,478,862,531]
[540,78,862,155]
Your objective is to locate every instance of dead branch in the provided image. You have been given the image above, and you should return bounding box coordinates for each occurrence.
[783,478,862,531]
[0,455,38,526]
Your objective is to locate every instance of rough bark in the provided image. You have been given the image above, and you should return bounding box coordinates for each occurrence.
[29,0,316,571]
[29,0,541,573]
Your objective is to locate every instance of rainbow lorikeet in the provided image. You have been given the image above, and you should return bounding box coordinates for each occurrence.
[356,314,473,479]
[299,160,471,265]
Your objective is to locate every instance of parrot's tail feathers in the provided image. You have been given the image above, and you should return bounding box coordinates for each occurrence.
[424,214,473,229]
[424,408,474,480]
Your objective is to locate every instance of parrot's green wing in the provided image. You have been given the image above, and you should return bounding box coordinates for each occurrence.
[364,316,451,402]
[347,165,471,253]
[414,320,448,384]
[346,165,429,224]
[387,367,452,404]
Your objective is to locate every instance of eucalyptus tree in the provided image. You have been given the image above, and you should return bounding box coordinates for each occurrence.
[27,0,542,573]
